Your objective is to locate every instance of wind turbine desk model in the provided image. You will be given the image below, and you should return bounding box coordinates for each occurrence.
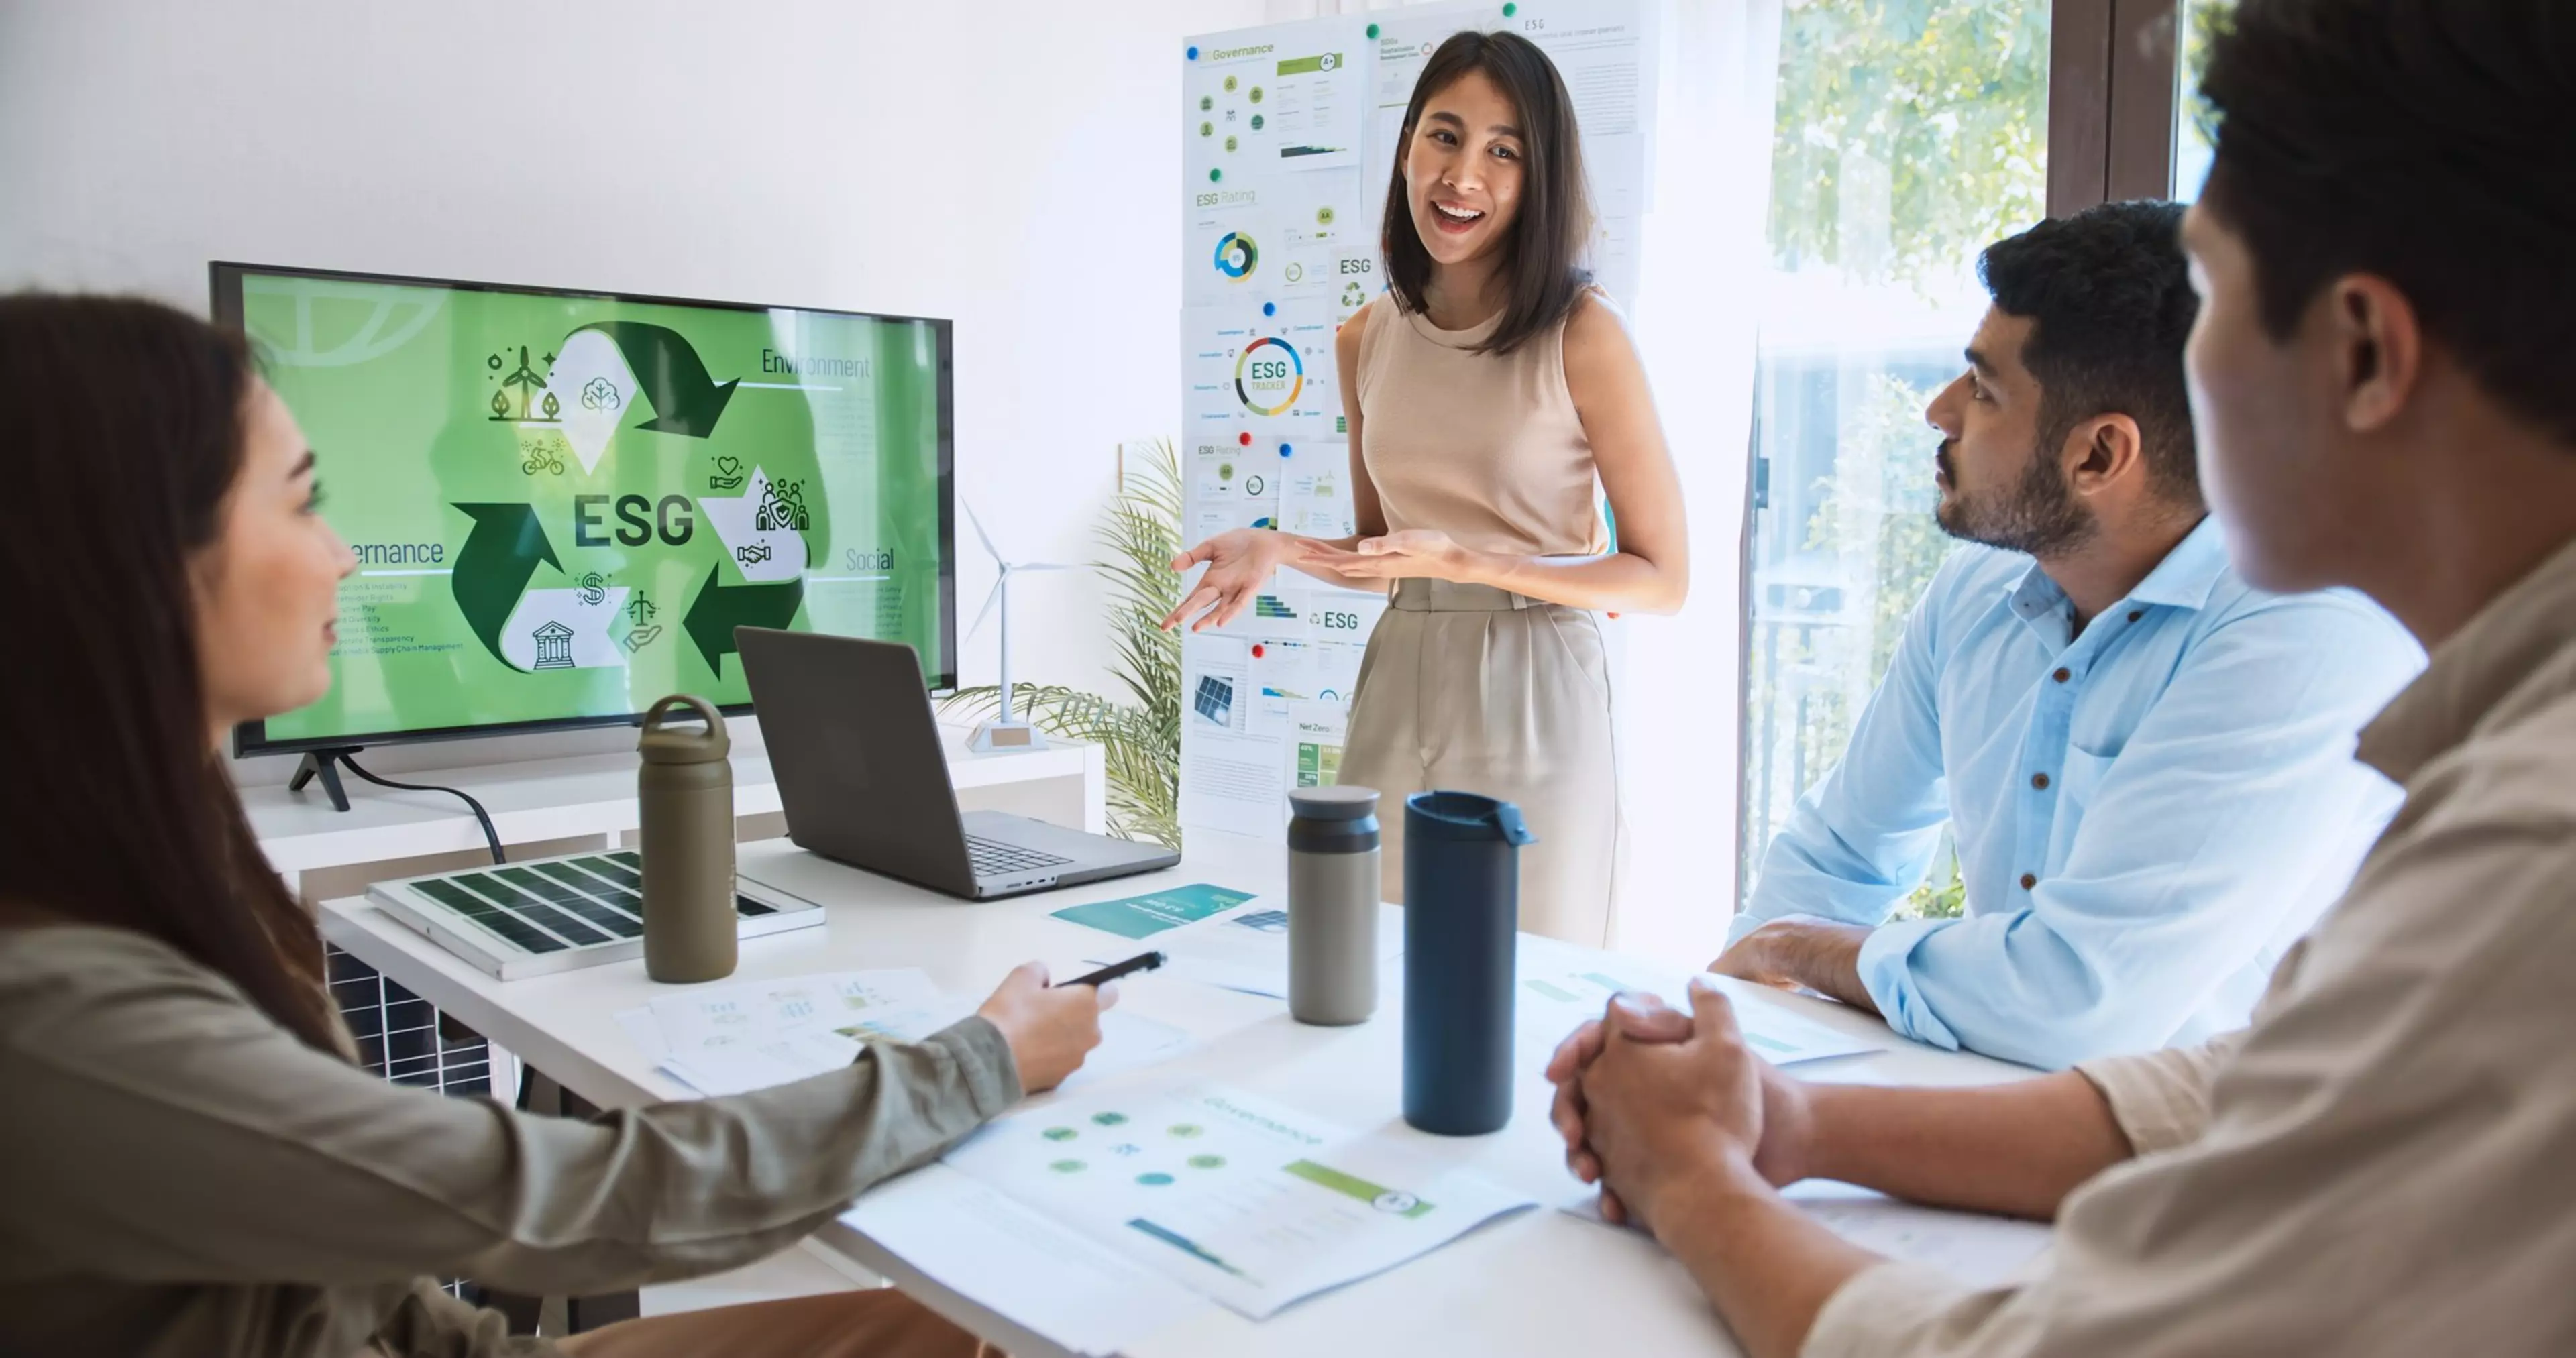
[960,500,1081,753]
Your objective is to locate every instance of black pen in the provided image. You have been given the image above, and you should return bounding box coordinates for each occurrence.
[1057,951,1166,988]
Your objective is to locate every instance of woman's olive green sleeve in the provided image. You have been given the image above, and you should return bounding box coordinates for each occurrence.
[0,927,1020,1300]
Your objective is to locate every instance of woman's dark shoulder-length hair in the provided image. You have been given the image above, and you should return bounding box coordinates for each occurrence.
[0,292,345,1054]
[1379,28,1596,357]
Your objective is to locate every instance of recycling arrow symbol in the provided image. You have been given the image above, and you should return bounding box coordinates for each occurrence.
[683,563,805,676]
[450,502,561,670]
[568,321,739,438]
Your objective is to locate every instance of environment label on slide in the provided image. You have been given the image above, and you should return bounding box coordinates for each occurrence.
[238,272,947,744]
[942,1082,1534,1318]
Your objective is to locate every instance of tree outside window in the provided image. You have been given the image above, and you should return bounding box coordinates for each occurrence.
[1741,0,2053,921]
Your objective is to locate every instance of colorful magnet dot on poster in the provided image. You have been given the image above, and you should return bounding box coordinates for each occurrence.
[1262,302,1276,317]
[1502,2,1517,14]
[1210,168,1223,182]
[1187,45,1199,59]
[1238,431,1254,446]
[1279,443,1293,457]
[1252,644,1266,659]
[1367,23,1381,38]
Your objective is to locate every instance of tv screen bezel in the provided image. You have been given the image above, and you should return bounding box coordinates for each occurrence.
[213,260,959,758]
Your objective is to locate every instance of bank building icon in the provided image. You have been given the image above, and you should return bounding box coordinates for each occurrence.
[531,620,576,670]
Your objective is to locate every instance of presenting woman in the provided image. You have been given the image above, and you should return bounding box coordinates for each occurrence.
[0,294,1112,1357]
[1167,30,1687,945]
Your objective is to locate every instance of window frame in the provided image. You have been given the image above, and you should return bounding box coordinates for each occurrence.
[1733,0,2190,899]
[2048,0,2186,216]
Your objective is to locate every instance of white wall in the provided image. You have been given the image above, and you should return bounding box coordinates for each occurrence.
[0,0,1265,782]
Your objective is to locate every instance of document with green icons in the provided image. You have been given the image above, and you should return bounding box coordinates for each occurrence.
[941,1082,1534,1318]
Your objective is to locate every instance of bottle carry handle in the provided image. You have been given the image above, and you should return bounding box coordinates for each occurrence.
[639,694,727,750]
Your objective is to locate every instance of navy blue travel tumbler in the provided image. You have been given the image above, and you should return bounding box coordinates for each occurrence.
[1402,791,1538,1135]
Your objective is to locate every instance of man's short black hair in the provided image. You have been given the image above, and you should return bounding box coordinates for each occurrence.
[2200,0,2576,445]
[1979,200,2202,508]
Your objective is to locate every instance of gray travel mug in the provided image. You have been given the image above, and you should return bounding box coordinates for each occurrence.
[1287,785,1381,1025]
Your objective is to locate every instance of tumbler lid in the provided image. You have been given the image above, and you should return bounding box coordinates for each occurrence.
[1289,785,1379,821]
[1405,791,1538,845]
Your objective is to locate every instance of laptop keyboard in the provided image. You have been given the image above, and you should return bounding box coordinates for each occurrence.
[967,836,1075,878]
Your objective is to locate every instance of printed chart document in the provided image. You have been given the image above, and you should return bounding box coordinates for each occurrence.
[646,968,939,1095]
[1177,634,1293,840]
[627,968,1190,1096]
[943,1082,1534,1319]
[1513,936,1884,1067]
[846,1165,1208,1357]
[1182,301,1341,445]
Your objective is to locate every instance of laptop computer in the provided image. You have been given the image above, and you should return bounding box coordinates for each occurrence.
[736,627,1181,899]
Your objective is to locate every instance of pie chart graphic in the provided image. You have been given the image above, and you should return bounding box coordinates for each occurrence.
[1213,231,1259,281]
[1234,336,1305,416]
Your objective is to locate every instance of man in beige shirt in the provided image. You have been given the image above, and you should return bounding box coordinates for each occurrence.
[1548,1,2576,1353]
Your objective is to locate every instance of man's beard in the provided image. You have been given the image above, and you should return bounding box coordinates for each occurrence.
[1935,439,2096,557]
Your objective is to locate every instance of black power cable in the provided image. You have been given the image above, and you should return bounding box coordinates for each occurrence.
[334,753,508,866]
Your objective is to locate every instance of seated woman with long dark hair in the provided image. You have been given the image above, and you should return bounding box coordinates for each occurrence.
[0,294,1109,1357]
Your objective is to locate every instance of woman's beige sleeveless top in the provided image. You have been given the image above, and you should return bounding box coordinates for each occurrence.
[1352,297,1609,557]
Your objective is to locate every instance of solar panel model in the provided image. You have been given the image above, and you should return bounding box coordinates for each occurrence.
[368,849,823,980]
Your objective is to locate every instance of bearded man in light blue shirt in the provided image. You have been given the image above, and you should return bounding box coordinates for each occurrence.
[1715,201,2423,1069]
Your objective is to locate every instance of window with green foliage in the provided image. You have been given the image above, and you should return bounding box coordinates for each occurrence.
[1739,0,2053,922]
[2174,0,2229,199]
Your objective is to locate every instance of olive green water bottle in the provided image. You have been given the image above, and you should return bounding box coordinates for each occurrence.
[637,695,737,983]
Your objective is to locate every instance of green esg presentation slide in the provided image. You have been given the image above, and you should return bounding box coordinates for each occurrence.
[240,273,949,746]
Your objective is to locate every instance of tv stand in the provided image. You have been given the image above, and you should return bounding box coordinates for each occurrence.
[287,746,365,813]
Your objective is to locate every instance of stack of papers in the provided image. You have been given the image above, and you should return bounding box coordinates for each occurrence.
[940,1081,1536,1320]
[620,968,1193,1097]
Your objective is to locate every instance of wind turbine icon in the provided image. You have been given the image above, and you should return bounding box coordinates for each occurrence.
[961,498,1083,754]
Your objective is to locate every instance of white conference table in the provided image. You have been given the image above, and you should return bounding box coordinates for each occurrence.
[319,830,2035,1357]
